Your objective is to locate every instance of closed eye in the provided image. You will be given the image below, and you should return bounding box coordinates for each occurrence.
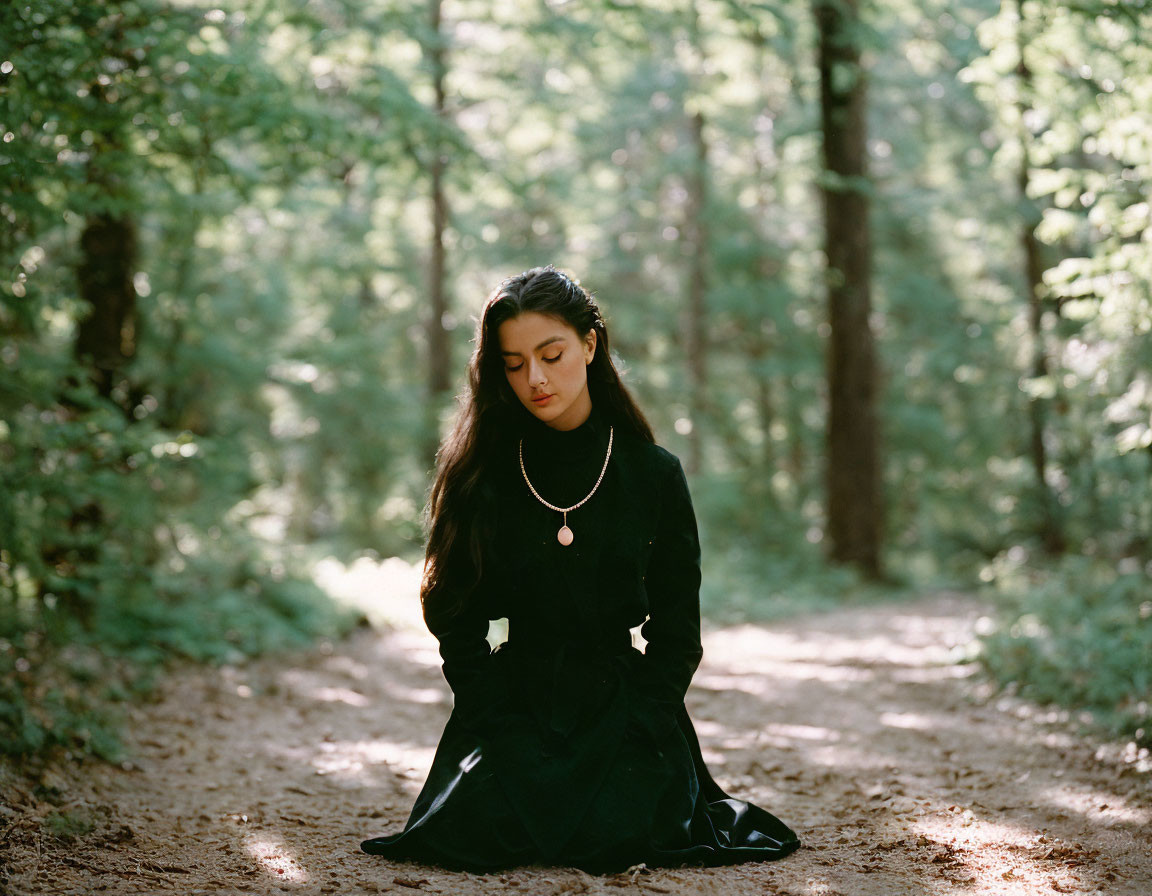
[506,353,561,372]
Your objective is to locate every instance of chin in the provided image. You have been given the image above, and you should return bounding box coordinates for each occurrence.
[529,405,561,422]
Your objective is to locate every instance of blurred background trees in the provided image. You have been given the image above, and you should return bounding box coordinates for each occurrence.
[2,0,1149,755]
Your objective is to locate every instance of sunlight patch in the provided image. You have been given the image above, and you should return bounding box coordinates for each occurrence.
[891,663,977,684]
[703,621,972,671]
[1040,784,1151,825]
[764,723,842,742]
[691,719,724,738]
[908,818,1095,895]
[879,711,936,730]
[373,630,442,668]
[324,738,437,781]
[244,833,308,883]
[312,555,424,630]
[308,685,371,706]
[380,680,448,705]
[269,737,437,786]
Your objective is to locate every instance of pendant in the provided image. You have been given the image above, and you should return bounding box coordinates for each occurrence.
[557,525,574,546]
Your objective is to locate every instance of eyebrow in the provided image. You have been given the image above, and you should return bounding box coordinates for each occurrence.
[501,336,565,356]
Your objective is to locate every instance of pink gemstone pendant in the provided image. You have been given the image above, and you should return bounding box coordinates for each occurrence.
[557,525,574,546]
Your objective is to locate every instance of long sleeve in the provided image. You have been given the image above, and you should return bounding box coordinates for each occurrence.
[631,455,704,738]
[427,588,507,733]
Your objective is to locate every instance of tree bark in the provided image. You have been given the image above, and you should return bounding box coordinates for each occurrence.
[749,25,782,494]
[816,0,883,577]
[62,67,140,618]
[1016,4,1065,555]
[71,28,139,406]
[74,211,138,400]
[424,0,452,465]
[683,110,709,475]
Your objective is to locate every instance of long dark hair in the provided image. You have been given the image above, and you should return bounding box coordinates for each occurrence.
[421,265,653,628]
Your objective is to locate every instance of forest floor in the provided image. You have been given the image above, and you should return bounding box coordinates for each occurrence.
[2,566,1150,896]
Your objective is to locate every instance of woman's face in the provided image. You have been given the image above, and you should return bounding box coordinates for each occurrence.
[498,311,597,431]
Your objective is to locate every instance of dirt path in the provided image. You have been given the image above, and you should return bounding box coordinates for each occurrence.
[3,581,1150,895]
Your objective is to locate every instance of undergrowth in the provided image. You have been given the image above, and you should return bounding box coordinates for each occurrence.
[978,551,1152,747]
[0,559,361,762]
[699,548,909,624]
[703,528,1151,752]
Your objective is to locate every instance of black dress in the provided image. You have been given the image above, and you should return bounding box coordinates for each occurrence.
[360,405,800,873]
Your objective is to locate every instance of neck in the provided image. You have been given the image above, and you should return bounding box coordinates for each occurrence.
[543,390,593,431]
[523,400,605,453]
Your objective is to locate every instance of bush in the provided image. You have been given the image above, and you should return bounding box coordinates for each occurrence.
[0,372,361,760]
[0,557,360,760]
[978,552,1152,745]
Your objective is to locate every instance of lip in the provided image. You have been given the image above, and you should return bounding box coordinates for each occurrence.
[531,394,554,405]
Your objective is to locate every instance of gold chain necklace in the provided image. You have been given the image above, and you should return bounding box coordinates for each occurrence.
[518,426,614,546]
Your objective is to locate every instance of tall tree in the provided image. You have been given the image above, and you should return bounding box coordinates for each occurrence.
[423,0,452,465]
[683,108,709,476]
[815,0,883,577]
[68,9,141,403]
[679,3,710,475]
[1014,0,1065,554]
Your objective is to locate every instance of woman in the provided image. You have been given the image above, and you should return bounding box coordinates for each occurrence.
[360,266,800,872]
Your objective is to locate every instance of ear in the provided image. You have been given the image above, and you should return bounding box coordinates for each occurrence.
[583,329,597,365]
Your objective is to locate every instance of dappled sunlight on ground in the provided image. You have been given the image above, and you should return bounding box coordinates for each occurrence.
[312,553,425,630]
[4,588,1149,895]
[243,832,310,884]
[763,723,844,742]
[908,815,1107,896]
[878,711,937,730]
[1040,783,1151,827]
[378,679,452,705]
[308,685,372,707]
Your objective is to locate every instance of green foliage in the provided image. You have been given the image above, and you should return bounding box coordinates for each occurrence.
[962,0,1152,553]
[1,0,1150,759]
[978,553,1152,744]
[42,808,98,842]
[0,545,359,758]
[699,544,897,625]
[694,467,913,622]
[0,1,368,759]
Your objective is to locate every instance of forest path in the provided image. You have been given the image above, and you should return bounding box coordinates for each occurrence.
[3,589,1150,896]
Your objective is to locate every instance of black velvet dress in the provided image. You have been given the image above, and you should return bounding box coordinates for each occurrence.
[360,405,800,873]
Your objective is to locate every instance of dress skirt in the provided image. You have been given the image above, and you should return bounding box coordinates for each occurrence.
[360,646,800,873]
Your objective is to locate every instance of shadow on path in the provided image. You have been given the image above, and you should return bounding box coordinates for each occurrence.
[3,591,1149,896]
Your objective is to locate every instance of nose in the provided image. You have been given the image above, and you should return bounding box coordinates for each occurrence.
[527,358,547,389]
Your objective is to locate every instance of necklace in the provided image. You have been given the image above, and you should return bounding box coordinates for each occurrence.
[519,426,614,546]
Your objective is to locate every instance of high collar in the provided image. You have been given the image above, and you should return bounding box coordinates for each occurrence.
[523,401,610,460]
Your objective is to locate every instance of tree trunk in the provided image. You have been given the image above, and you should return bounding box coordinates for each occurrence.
[683,110,709,475]
[72,47,139,405]
[749,26,782,494]
[787,374,808,502]
[1016,4,1065,555]
[751,337,777,484]
[424,0,452,466]
[74,211,137,400]
[815,0,883,577]
[63,74,140,619]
